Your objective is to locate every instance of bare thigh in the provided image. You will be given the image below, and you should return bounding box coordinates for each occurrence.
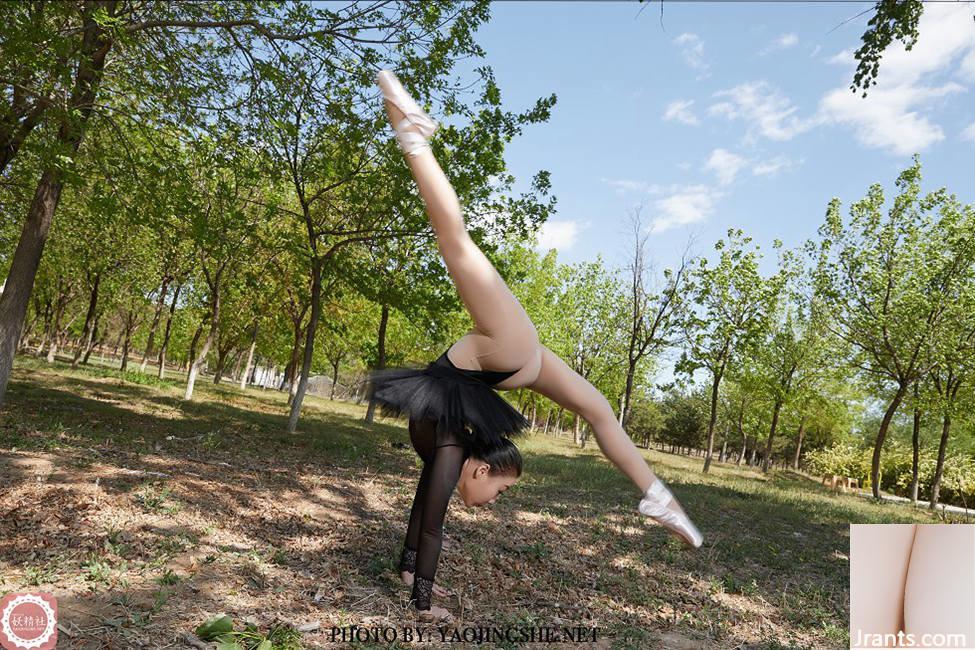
[525,344,614,426]
[849,524,916,642]
[404,148,538,373]
[439,237,539,373]
[903,524,975,641]
[449,334,542,389]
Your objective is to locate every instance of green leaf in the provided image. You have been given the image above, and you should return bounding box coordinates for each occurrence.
[195,614,234,640]
[216,642,243,650]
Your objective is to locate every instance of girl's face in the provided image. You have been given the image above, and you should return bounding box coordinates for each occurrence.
[457,457,519,507]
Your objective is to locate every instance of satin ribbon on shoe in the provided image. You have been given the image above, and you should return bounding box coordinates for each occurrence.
[394,117,432,157]
[376,69,439,157]
[638,478,704,548]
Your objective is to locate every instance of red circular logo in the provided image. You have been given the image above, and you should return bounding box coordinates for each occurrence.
[0,594,57,650]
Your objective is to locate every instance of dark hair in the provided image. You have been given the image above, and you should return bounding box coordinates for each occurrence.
[471,437,523,477]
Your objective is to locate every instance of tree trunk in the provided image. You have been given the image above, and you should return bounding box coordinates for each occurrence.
[34,299,52,356]
[140,276,170,372]
[792,414,807,470]
[19,303,42,352]
[287,260,323,433]
[229,347,244,382]
[71,273,101,367]
[329,357,340,400]
[157,284,181,379]
[119,309,136,372]
[45,290,69,364]
[187,316,206,370]
[364,303,389,424]
[762,399,783,473]
[929,413,952,509]
[285,324,304,403]
[185,289,220,401]
[0,3,113,406]
[910,382,921,504]
[213,340,234,384]
[239,323,259,390]
[82,317,103,365]
[870,385,908,499]
[702,370,723,473]
[620,359,636,427]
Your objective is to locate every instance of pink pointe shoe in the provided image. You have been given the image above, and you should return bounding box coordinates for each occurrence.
[376,69,439,158]
[638,477,704,548]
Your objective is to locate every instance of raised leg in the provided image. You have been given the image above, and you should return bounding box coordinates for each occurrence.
[380,78,538,373]
[528,344,655,493]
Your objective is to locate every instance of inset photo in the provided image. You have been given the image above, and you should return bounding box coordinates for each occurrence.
[851,524,975,649]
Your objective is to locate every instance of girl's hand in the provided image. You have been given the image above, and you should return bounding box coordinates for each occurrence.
[400,570,453,597]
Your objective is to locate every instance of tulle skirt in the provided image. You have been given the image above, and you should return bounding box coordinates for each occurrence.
[366,352,530,451]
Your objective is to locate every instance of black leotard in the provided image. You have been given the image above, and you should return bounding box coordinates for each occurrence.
[397,354,518,611]
[440,350,520,387]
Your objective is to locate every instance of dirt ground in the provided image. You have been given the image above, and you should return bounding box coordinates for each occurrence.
[0,361,852,648]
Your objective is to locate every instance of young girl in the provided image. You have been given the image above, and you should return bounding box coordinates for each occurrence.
[369,70,703,624]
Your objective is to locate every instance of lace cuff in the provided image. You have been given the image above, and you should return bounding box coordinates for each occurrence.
[399,546,417,573]
[412,575,433,611]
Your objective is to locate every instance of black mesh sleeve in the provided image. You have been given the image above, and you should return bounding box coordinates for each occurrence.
[409,442,465,610]
[399,546,417,573]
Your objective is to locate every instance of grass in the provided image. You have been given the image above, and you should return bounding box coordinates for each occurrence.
[0,355,946,648]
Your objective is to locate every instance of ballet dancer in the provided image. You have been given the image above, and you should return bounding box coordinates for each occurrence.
[369,69,704,624]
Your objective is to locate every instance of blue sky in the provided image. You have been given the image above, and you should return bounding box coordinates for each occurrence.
[464,1,975,277]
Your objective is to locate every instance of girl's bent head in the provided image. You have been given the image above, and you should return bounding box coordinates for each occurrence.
[457,438,522,507]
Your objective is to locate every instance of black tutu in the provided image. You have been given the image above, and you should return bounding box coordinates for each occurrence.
[366,350,530,451]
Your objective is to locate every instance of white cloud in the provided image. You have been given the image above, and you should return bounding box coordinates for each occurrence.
[752,155,803,176]
[604,177,734,196]
[536,220,581,251]
[704,148,748,186]
[826,48,855,67]
[604,179,653,195]
[963,48,975,81]
[648,185,724,234]
[708,81,820,142]
[817,3,975,155]
[663,99,700,126]
[674,33,710,79]
[810,44,822,59]
[818,83,963,155]
[962,122,975,143]
[703,149,803,186]
[777,33,799,48]
[759,32,799,56]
